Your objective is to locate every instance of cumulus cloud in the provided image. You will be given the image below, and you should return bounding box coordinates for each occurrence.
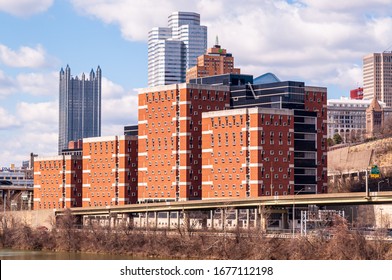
[0,0,53,17]
[101,78,138,135]
[0,101,58,166]
[16,101,58,125]
[16,71,58,96]
[0,44,53,68]
[71,0,392,92]
[0,69,17,97]
[0,107,21,129]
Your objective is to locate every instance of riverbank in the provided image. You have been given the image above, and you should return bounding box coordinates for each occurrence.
[1,213,392,259]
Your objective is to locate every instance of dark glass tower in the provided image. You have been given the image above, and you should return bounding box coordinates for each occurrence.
[58,65,101,154]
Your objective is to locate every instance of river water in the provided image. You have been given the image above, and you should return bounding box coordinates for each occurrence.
[0,249,147,260]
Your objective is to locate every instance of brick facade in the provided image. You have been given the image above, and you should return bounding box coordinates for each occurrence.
[34,155,82,209]
[202,108,294,199]
[137,83,230,202]
[82,135,138,207]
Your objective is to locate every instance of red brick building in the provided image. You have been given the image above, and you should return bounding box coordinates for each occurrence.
[82,135,138,207]
[137,83,230,202]
[186,42,240,82]
[34,155,82,209]
[202,108,294,199]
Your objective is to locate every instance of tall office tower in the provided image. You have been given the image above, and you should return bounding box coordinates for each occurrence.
[148,12,207,87]
[186,40,241,82]
[363,52,392,106]
[58,65,101,154]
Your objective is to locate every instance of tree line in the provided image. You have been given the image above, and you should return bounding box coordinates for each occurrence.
[1,211,392,260]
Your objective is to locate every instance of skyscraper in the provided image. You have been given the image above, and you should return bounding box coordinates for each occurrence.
[148,11,207,87]
[58,65,101,154]
[363,52,392,106]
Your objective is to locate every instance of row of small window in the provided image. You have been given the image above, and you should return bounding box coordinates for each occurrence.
[39,165,81,170]
[144,185,201,191]
[38,202,75,209]
[41,193,81,198]
[41,179,82,184]
[90,192,112,198]
[143,192,199,197]
[147,175,199,181]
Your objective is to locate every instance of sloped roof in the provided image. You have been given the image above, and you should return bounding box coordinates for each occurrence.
[253,72,281,85]
[367,98,382,111]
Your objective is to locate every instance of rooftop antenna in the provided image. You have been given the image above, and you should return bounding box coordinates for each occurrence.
[383,41,392,53]
[215,35,219,47]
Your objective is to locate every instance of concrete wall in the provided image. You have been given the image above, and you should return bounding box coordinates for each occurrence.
[6,209,56,229]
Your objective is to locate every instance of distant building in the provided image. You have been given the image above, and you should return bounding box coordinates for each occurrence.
[350,87,363,100]
[366,98,384,138]
[186,39,240,82]
[363,52,392,106]
[327,97,392,142]
[0,166,33,189]
[148,12,207,87]
[59,65,102,154]
[124,125,138,136]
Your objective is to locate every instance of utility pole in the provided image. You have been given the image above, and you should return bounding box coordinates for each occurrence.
[365,169,369,199]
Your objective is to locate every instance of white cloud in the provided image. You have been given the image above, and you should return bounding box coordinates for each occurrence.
[101,78,138,135]
[0,107,20,129]
[71,0,392,95]
[16,71,58,96]
[0,0,53,17]
[0,69,17,97]
[0,44,51,68]
[16,101,58,125]
[0,101,58,167]
[71,0,195,41]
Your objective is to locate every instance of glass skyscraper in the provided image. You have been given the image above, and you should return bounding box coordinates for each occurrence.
[58,65,101,154]
[148,11,207,87]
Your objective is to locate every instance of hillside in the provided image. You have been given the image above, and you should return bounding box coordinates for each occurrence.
[328,137,392,173]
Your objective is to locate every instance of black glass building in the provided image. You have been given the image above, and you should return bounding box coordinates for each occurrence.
[58,65,101,154]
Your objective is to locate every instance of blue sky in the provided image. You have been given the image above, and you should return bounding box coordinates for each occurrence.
[1,0,392,167]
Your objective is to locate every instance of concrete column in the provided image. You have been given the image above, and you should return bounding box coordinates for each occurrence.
[177,211,180,228]
[282,211,289,229]
[126,215,131,228]
[260,210,267,232]
[221,209,225,230]
[154,212,158,228]
[167,211,171,229]
[246,208,250,230]
[210,210,214,229]
[145,211,149,228]
[109,215,115,228]
[235,209,239,229]
[184,211,190,234]
[254,207,258,228]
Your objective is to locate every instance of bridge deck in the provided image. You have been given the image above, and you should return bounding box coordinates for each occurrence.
[56,192,392,216]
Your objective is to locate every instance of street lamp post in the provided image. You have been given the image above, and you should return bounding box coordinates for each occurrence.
[378,180,385,192]
[292,188,305,238]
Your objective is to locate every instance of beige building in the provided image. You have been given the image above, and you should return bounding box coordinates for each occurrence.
[363,52,392,106]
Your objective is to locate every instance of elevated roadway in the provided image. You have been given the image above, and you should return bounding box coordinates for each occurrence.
[56,191,392,216]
